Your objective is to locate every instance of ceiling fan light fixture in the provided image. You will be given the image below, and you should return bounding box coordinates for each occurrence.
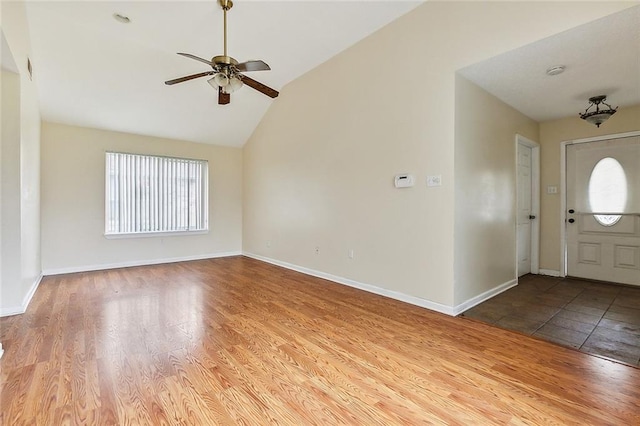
[211,72,229,87]
[164,0,279,103]
[226,76,243,93]
[207,77,217,89]
[579,95,617,128]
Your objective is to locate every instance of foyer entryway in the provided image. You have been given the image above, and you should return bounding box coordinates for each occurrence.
[461,274,640,366]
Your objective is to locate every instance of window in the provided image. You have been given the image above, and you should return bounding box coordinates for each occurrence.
[588,157,627,226]
[105,152,208,235]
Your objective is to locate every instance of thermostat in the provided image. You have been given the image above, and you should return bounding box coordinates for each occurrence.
[394,174,415,188]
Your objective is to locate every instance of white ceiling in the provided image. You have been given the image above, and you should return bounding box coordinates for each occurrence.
[459,5,640,123]
[25,1,422,147]
[2,31,19,73]
[24,3,640,147]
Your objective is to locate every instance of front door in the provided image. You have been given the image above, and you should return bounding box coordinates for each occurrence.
[566,136,640,286]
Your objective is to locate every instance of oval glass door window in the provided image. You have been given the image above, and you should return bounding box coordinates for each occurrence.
[588,157,627,226]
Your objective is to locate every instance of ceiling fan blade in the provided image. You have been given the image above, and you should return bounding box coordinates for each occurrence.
[218,87,230,105]
[177,53,215,67]
[241,75,279,98]
[165,71,213,85]
[236,60,271,72]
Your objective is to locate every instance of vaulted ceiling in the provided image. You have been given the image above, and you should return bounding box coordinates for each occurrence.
[25,1,421,147]
[24,2,639,147]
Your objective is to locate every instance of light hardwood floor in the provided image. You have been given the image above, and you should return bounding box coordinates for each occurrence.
[1,256,638,424]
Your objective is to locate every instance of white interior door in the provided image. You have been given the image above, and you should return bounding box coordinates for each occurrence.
[566,136,640,286]
[517,143,533,276]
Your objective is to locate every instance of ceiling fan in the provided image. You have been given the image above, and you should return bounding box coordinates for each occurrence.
[164,0,279,105]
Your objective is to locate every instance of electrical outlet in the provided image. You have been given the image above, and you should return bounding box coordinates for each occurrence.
[547,185,558,194]
[348,249,354,259]
[426,175,442,187]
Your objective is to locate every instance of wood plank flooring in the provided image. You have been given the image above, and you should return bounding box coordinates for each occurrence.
[1,256,639,424]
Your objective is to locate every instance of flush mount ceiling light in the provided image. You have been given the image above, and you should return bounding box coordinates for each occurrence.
[579,95,618,128]
[113,13,131,24]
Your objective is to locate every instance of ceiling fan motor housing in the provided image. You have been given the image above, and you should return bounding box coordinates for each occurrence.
[212,55,238,67]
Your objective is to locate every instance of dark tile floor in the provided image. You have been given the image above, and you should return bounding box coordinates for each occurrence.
[461,274,640,367]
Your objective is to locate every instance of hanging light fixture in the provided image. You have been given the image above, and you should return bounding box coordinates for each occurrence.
[207,69,243,94]
[579,95,618,128]
[226,75,243,93]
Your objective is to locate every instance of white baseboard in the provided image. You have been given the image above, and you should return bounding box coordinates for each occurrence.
[0,273,43,318]
[22,273,43,312]
[42,251,242,276]
[539,269,561,277]
[452,278,518,316]
[21,251,521,321]
[2,253,241,318]
[243,252,457,316]
[0,306,25,317]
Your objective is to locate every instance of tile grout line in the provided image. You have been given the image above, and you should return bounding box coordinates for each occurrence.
[577,286,622,351]
[535,279,584,340]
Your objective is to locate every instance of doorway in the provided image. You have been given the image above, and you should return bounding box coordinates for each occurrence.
[563,133,640,286]
[516,135,540,277]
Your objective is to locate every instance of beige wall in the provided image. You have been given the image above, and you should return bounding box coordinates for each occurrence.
[243,2,632,310]
[3,1,635,316]
[41,122,243,273]
[539,104,640,273]
[1,0,42,316]
[1,70,22,310]
[454,75,538,305]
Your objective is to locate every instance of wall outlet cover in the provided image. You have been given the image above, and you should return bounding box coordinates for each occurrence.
[426,175,442,187]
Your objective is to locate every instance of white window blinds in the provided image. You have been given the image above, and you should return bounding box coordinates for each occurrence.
[106,152,208,235]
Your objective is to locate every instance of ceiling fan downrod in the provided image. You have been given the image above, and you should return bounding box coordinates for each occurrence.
[220,0,233,58]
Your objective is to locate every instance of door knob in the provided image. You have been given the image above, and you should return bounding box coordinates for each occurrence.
[529,215,536,220]
[568,218,575,223]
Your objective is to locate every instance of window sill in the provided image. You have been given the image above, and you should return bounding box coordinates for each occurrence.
[104,230,209,239]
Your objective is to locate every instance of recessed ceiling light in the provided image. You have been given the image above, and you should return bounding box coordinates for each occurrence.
[546,65,565,76]
[113,13,131,24]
